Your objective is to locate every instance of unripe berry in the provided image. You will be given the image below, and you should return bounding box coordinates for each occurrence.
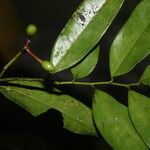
[26,24,37,36]
[41,60,54,72]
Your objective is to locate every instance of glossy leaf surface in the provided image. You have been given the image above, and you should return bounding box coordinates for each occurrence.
[0,79,96,136]
[110,0,150,77]
[50,0,124,73]
[140,65,150,86]
[93,90,148,150]
[129,91,150,148]
[71,46,99,79]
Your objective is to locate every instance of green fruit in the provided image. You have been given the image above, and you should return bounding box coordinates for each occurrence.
[26,24,37,36]
[41,60,54,72]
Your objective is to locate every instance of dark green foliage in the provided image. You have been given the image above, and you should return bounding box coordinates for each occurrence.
[0,0,150,149]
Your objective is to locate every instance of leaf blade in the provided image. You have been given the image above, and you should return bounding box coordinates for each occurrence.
[50,0,124,73]
[110,0,150,77]
[0,79,96,136]
[92,90,148,150]
[140,65,150,86]
[71,46,99,79]
[129,91,150,148]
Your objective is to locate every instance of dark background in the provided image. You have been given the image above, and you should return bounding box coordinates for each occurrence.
[0,0,149,149]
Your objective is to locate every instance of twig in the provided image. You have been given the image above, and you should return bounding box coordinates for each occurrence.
[0,51,23,78]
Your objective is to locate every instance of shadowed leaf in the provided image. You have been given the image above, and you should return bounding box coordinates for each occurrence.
[0,79,96,136]
[71,46,99,79]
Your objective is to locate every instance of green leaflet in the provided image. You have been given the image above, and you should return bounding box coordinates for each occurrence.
[50,0,124,73]
[140,65,150,86]
[92,90,148,150]
[71,46,99,79]
[0,79,96,136]
[110,0,150,77]
[129,91,150,149]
